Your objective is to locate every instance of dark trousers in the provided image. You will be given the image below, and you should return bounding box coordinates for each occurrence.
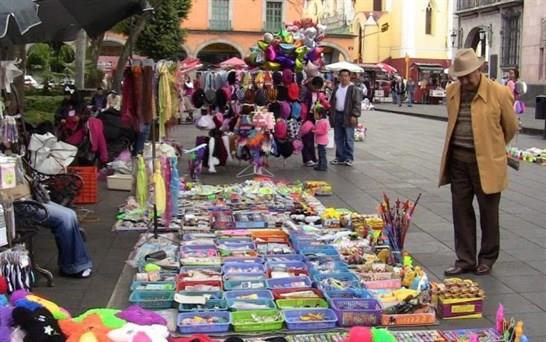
[317,144,327,170]
[449,158,501,269]
[334,111,355,162]
[301,132,317,163]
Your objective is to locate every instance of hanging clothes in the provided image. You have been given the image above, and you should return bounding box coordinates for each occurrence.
[142,64,155,124]
[87,117,108,163]
[169,157,179,219]
[120,68,137,131]
[135,155,148,208]
[161,157,172,226]
[0,247,34,292]
[158,62,175,138]
[132,64,145,126]
[153,159,166,216]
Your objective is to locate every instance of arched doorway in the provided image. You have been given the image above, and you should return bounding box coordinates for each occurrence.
[464,27,487,58]
[321,44,349,64]
[197,43,241,65]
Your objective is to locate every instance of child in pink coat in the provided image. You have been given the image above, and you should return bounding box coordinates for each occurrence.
[314,108,331,171]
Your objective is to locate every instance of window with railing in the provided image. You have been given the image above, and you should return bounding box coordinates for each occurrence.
[265,0,283,32]
[501,10,521,67]
[457,0,503,11]
[425,3,433,35]
[210,0,231,30]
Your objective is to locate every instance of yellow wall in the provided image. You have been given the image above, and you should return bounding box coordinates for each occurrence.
[351,0,450,63]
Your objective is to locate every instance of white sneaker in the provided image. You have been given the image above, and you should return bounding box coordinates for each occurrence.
[305,161,317,167]
[344,160,353,166]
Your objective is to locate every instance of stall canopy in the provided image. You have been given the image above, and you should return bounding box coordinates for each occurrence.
[0,0,152,44]
[412,63,445,73]
[325,61,364,73]
[218,57,247,69]
[376,62,397,74]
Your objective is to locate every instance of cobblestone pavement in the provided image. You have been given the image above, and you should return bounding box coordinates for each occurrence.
[33,111,546,339]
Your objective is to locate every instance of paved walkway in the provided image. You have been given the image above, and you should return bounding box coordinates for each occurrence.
[375,103,546,136]
[33,112,546,340]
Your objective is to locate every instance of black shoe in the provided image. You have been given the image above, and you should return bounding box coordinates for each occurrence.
[313,166,327,171]
[444,266,473,276]
[474,264,491,275]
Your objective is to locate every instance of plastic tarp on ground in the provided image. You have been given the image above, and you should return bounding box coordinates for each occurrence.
[28,132,77,175]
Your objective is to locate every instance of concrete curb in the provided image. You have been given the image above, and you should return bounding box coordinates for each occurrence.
[375,108,545,136]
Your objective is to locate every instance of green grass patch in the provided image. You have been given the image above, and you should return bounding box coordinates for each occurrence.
[23,95,62,125]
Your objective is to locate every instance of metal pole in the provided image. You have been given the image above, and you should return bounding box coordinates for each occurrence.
[358,26,362,63]
[74,29,87,89]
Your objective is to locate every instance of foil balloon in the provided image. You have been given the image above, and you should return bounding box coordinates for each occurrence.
[279,43,295,55]
[257,40,269,51]
[278,27,289,43]
[295,46,308,59]
[284,33,294,44]
[265,45,277,61]
[304,37,316,49]
[304,27,318,40]
[294,38,303,47]
[255,50,265,64]
[263,32,274,43]
[276,55,295,68]
[265,61,281,71]
[295,58,303,72]
[317,24,327,35]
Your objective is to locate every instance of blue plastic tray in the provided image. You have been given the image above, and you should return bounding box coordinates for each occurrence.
[222,262,265,275]
[179,265,222,275]
[300,247,340,257]
[266,261,308,274]
[282,308,338,331]
[223,272,267,282]
[130,280,175,291]
[222,256,264,264]
[265,254,305,262]
[324,289,374,301]
[128,290,174,310]
[224,279,267,290]
[178,299,227,312]
[224,290,273,301]
[266,276,312,289]
[177,311,230,334]
[313,272,362,291]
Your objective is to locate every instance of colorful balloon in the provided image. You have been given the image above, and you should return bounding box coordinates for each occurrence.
[264,61,281,71]
[280,43,295,55]
[295,58,303,72]
[257,40,269,51]
[304,27,318,40]
[275,55,295,68]
[284,33,294,44]
[264,32,274,43]
[265,45,276,61]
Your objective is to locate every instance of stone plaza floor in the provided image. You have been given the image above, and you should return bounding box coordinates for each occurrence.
[31,110,546,340]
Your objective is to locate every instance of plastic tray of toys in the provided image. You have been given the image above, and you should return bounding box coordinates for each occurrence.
[129,290,174,309]
[266,254,305,262]
[176,278,223,292]
[231,309,284,332]
[224,290,274,301]
[174,290,224,310]
[177,311,231,334]
[224,279,267,290]
[300,247,340,258]
[276,298,329,309]
[324,289,374,301]
[266,261,309,278]
[272,288,325,300]
[282,308,338,331]
[312,272,361,291]
[223,272,267,282]
[381,311,437,327]
[222,256,264,264]
[329,298,382,326]
[256,243,295,255]
[222,262,265,275]
[226,298,277,311]
[179,265,222,275]
[233,211,267,228]
[130,280,176,292]
[266,276,313,290]
[178,298,227,312]
[362,278,402,289]
[308,261,349,278]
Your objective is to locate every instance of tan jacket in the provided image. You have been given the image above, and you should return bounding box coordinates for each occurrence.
[439,76,518,194]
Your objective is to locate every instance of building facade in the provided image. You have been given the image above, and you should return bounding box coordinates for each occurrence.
[519,0,546,103]
[453,0,523,80]
[179,0,355,65]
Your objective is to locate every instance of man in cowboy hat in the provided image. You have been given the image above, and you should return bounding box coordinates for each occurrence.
[439,48,518,276]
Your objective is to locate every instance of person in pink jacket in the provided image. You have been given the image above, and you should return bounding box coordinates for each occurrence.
[313,108,331,171]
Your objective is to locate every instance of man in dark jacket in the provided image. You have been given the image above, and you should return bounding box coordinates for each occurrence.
[329,69,362,166]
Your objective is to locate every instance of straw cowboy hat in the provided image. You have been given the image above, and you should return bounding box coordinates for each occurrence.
[448,48,484,77]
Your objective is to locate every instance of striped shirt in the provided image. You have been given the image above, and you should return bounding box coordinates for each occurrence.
[451,88,477,156]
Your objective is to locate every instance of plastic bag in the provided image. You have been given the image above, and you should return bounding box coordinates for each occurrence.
[196,114,215,130]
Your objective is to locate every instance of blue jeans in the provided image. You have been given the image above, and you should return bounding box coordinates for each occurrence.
[133,123,151,156]
[43,202,92,274]
[334,111,355,162]
[407,90,414,106]
[317,144,327,170]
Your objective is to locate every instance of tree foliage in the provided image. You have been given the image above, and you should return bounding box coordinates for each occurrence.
[134,0,192,60]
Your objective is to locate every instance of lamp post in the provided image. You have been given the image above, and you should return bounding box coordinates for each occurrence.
[450,30,457,48]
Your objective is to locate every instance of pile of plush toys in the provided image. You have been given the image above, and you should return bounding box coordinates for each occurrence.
[245,19,326,73]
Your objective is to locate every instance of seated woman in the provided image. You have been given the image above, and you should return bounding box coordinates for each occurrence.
[42,200,93,278]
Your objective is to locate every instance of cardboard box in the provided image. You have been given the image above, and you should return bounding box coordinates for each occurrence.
[438,297,484,319]
[107,174,133,191]
[0,162,16,189]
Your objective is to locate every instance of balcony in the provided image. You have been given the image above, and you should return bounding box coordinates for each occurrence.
[209,19,232,31]
[456,0,522,13]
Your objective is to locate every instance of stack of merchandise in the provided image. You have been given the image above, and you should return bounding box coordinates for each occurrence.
[122,179,528,341]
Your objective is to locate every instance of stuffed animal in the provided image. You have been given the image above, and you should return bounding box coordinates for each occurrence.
[73,309,126,329]
[115,305,166,326]
[12,307,66,341]
[10,291,70,320]
[107,322,169,342]
[0,306,13,342]
[58,314,110,342]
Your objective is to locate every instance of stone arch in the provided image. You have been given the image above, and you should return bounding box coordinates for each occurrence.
[320,41,350,64]
[195,39,244,65]
[464,26,483,51]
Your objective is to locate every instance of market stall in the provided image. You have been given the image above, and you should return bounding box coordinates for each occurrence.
[410,63,448,104]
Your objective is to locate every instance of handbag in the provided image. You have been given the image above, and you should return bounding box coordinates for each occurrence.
[76,127,96,166]
[26,175,50,204]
